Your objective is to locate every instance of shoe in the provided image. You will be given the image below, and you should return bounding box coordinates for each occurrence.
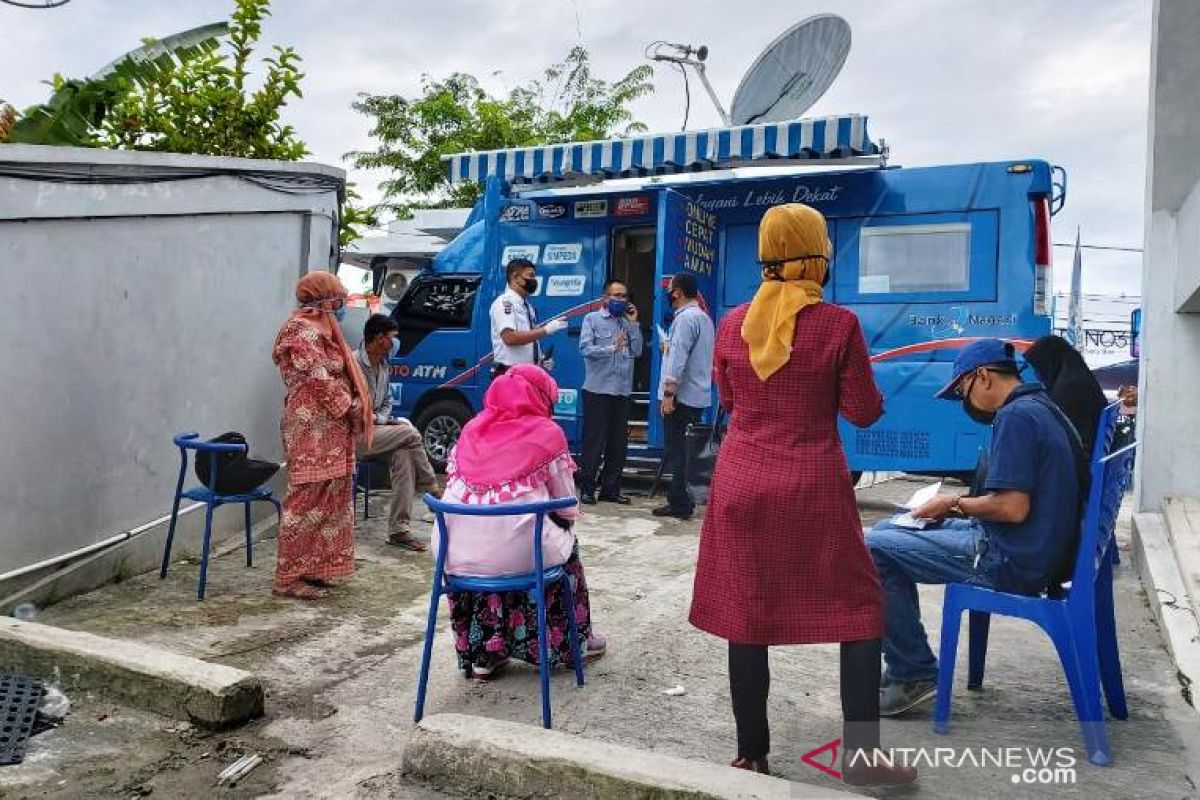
[470,657,510,683]
[651,504,692,520]
[730,756,769,774]
[580,491,597,505]
[841,750,918,786]
[879,679,937,717]
[585,633,607,661]
[598,493,631,505]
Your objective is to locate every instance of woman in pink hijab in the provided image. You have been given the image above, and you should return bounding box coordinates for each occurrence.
[435,364,606,680]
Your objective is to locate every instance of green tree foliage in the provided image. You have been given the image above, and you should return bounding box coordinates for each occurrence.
[101,0,307,159]
[347,46,654,214]
[339,183,379,248]
[1,23,226,146]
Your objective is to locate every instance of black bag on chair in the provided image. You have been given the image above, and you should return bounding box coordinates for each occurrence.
[194,431,280,496]
[684,411,728,506]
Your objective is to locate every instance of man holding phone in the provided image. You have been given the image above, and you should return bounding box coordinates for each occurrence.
[578,279,643,504]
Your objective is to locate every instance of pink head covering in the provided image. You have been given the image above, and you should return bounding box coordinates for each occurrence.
[450,365,571,500]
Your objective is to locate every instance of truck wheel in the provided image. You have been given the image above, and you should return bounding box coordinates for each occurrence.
[414,399,473,472]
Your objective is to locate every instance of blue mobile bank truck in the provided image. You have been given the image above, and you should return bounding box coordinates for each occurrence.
[379,115,1065,477]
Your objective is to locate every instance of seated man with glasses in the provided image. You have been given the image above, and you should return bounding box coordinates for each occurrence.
[864,338,1082,717]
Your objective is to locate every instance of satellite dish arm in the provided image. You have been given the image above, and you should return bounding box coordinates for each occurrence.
[692,62,731,127]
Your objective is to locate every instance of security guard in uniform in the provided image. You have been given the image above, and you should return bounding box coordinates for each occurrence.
[489,258,567,376]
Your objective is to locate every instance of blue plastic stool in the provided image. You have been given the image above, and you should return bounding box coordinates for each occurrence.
[159,431,282,600]
[933,404,1136,764]
[414,494,584,729]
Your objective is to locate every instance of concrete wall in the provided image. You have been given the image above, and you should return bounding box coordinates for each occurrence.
[1138,0,1200,512]
[0,145,343,588]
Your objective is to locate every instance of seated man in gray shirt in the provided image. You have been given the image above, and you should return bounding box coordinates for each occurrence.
[355,315,441,551]
[653,273,715,520]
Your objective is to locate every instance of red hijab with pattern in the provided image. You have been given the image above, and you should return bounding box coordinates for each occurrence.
[291,272,374,446]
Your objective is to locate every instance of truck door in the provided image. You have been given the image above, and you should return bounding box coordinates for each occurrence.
[497,202,606,445]
[649,189,720,447]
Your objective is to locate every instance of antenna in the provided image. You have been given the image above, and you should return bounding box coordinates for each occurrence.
[730,14,852,125]
[645,41,730,126]
[647,15,852,128]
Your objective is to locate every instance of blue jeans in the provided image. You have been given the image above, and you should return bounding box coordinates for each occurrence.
[866,519,998,684]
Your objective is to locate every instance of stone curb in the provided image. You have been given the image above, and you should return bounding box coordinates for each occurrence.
[402,713,867,799]
[0,617,264,728]
[1131,512,1200,710]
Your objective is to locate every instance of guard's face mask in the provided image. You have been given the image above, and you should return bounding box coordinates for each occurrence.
[522,277,539,295]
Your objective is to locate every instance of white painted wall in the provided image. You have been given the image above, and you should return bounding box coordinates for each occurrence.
[1137,0,1200,512]
[0,145,343,578]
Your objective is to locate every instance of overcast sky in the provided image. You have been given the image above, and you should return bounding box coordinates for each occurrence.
[2,0,1150,299]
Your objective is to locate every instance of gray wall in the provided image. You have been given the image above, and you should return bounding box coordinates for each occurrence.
[0,145,343,580]
[1138,0,1200,512]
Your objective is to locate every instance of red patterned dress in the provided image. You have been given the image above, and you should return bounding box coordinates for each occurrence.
[272,318,358,590]
[689,302,885,644]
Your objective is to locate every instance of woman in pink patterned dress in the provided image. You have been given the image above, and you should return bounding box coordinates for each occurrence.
[271,272,374,599]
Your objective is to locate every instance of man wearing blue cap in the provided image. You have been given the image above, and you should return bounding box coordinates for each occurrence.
[866,338,1083,716]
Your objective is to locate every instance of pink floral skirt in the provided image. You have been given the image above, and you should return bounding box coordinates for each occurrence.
[447,546,593,671]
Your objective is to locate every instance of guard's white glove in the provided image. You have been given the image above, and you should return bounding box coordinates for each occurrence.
[543,318,568,335]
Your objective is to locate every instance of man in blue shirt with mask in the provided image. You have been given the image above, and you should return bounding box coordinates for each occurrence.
[578,279,643,505]
[865,338,1083,717]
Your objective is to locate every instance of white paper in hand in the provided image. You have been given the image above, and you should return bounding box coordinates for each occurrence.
[897,481,943,511]
[890,481,943,530]
[890,511,931,530]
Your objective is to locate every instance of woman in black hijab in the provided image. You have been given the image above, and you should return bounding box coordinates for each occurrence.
[1024,335,1109,458]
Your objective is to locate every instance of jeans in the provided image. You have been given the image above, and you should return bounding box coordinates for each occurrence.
[662,402,703,513]
[866,518,997,684]
[579,390,631,497]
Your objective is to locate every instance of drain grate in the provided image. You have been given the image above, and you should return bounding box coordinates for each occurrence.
[0,674,46,766]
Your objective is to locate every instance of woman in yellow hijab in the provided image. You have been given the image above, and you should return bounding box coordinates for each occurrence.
[741,203,832,381]
[689,204,913,785]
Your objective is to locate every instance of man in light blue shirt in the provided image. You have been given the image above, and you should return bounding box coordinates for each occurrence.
[578,279,644,504]
[654,273,715,520]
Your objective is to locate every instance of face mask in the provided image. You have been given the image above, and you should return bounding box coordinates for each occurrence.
[606,299,629,317]
[334,306,347,322]
[962,397,996,425]
[522,277,539,295]
[388,337,401,359]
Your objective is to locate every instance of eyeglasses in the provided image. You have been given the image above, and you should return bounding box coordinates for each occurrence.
[954,371,980,400]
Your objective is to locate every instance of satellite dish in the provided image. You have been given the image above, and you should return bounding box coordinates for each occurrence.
[730,14,851,125]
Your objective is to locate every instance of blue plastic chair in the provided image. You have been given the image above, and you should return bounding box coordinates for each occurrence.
[352,460,374,520]
[159,431,282,600]
[413,494,585,729]
[933,404,1136,764]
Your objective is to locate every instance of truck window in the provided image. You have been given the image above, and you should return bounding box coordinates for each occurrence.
[858,223,971,294]
[391,274,482,355]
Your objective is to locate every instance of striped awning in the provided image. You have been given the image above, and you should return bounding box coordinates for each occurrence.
[444,114,878,185]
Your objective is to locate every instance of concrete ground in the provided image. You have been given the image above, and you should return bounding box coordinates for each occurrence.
[1,477,1198,799]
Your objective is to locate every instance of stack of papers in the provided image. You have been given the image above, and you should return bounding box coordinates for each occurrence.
[890,482,942,530]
